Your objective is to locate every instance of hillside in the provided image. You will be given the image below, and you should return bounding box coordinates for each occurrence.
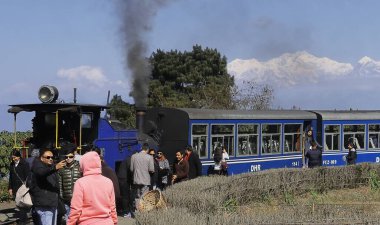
[136,164,380,225]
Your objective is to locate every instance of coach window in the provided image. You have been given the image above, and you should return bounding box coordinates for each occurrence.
[368,124,380,149]
[237,124,259,156]
[284,124,302,153]
[261,124,281,154]
[343,124,365,150]
[211,124,235,156]
[324,125,340,151]
[191,124,208,158]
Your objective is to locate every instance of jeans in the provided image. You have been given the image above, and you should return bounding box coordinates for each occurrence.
[35,207,57,225]
[64,204,70,222]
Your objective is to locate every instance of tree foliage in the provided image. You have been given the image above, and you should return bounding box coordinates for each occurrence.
[148,45,235,109]
[107,95,136,129]
[108,45,275,126]
[0,130,32,201]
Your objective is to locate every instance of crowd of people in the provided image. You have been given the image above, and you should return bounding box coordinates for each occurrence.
[7,131,358,225]
[7,143,206,225]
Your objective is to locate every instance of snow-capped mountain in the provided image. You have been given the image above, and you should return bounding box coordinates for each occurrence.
[355,56,380,76]
[227,51,354,86]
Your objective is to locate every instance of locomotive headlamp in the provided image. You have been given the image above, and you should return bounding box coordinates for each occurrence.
[38,85,59,103]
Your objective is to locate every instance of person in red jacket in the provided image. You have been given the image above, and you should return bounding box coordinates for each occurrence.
[67,151,117,225]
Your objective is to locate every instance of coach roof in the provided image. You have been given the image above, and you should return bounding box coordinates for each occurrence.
[179,108,317,120]
[310,110,380,121]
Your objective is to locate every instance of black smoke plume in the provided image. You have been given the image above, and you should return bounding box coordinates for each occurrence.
[116,0,172,107]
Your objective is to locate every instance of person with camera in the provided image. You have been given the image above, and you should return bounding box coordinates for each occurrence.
[30,149,66,225]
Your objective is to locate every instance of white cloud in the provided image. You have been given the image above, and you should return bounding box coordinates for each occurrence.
[57,65,109,88]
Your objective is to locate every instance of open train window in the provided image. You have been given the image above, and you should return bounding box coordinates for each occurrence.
[211,124,235,156]
[343,124,365,150]
[237,124,259,156]
[284,124,302,153]
[368,124,380,150]
[261,124,281,154]
[324,125,341,151]
[191,124,208,158]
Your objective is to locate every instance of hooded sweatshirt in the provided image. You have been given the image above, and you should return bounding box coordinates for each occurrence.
[67,152,117,225]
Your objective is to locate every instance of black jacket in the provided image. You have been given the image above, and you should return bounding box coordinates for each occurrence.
[8,158,30,196]
[305,149,323,168]
[347,149,357,165]
[186,152,202,179]
[58,160,81,204]
[101,161,120,200]
[117,156,133,185]
[150,159,159,187]
[30,159,60,207]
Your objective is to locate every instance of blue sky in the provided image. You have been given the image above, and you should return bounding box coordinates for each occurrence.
[1,0,380,131]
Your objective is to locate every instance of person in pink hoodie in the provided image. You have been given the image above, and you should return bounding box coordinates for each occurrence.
[67,151,117,225]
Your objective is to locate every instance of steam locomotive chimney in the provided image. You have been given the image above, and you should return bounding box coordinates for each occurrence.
[136,107,146,132]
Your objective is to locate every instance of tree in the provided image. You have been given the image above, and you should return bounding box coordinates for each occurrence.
[148,45,235,109]
[107,95,136,129]
[232,81,274,110]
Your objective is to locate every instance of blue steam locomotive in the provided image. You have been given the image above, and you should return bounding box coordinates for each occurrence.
[8,85,380,175]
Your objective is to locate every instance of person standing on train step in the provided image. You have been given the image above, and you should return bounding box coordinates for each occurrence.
[130,143,155,211]
[67,151,117,225]
[8,149,31,225]
[303,127,322,168]
[305,141,323,168]
[346,142,357,165]
[31,149,66,225]
[184,145,202,179]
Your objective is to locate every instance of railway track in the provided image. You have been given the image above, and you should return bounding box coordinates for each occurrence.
[0,207,33,225]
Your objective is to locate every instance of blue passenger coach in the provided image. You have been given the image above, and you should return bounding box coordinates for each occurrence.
[143,108,318,175]
[312,110,380,167]
[144,108,380,175]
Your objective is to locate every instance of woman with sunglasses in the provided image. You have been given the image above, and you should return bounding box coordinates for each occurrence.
[58,146,82,224]
[156,151,170,190]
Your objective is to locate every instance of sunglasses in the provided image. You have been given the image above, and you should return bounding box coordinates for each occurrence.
[65,156,74,159]
[43,156,54,160]
[157,153,162,155]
